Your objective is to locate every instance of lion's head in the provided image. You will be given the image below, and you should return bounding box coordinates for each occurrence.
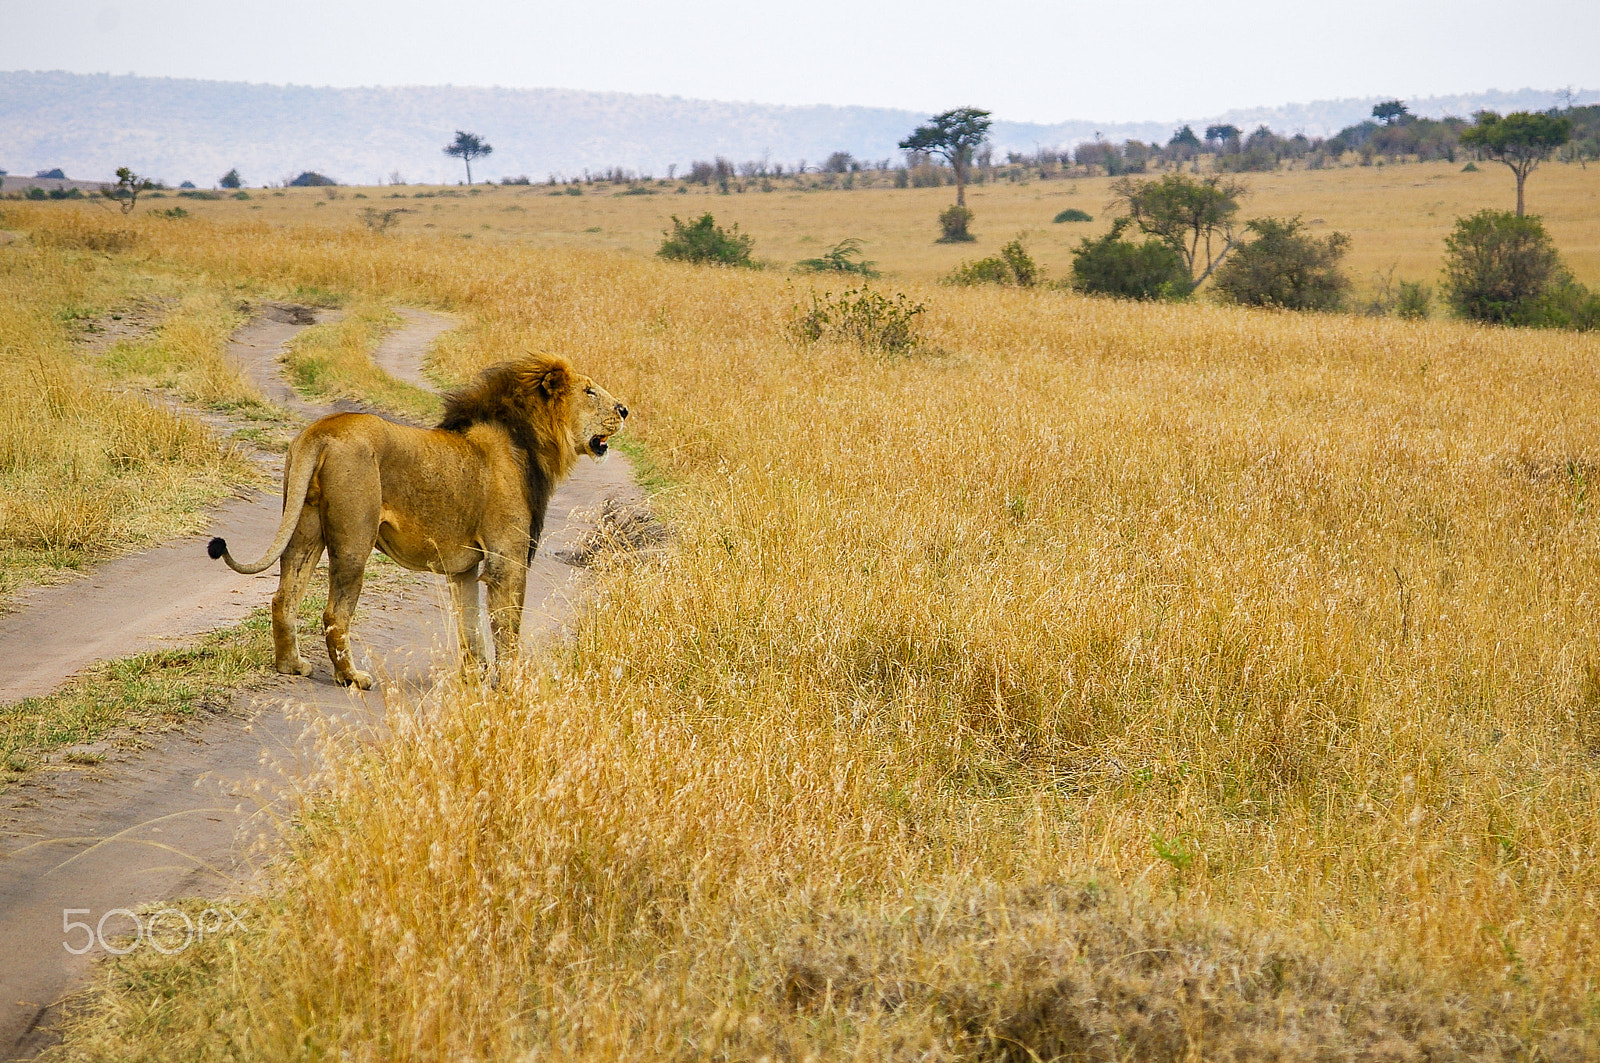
[439,355,628,484]
[575,374,628,460]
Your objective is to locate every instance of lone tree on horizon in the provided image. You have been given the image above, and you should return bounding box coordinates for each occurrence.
[443,130,493,184]
[1460,110,1572,216]
[899,107,991,207]
[1372,99,1411,125]
[110,166,154,214]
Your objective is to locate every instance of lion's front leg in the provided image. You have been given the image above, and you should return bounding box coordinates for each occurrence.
[482,550,528,671]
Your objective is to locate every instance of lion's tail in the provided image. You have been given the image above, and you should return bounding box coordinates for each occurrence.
[208,436,322,575]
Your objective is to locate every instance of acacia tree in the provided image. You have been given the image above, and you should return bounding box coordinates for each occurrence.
[443,130,493,184]
[1460,111,1572,216]
[1111,172,1246,291]
[898,107,992,207]
[1372,99,1411,125]
[1204,124,1242,153]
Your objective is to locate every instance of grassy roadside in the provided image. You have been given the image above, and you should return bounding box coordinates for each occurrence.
[0,218,262,600]
[24,207,1600,1059]
[0,554,413,788]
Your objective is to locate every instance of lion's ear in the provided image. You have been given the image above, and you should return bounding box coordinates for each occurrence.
[538,365,569,397]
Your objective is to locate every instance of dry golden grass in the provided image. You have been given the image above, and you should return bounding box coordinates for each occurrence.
[0,223,259,600]
[15,198,1600,1059]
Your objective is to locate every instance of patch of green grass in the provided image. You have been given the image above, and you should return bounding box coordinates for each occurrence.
[0,595,322,785]
[281,300,442,422]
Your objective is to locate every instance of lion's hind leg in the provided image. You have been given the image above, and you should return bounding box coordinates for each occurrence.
[322,502,380,691]
[449,565,489,670]
[272,511,323,679]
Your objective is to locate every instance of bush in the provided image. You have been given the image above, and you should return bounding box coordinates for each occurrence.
[657,212,756,268]
[794,238,879,278]
[1395,280,1432,319]
[1442,209,1563,325]
[937,205,975,243]
[1540,274,1600,331]
[1211,217,1351,310]
[1053,208,1092,223]
[1069,219,1190,300]
[947,238,1039,287]
[791,286,925,353]
[289,171,337,187]
[219,168,242,189]
[946,256,1011,285]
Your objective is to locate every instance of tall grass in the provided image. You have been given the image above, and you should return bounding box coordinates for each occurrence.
[21,205,1600,1059]
[0,228,257,598]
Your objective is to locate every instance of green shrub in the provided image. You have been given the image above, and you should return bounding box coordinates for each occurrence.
[154,206,190,219]
[947,256,1012,285]
[795,237,879,278]
[1069,219,1190,300]
[1442,209,1564,325]
[231,191,251,200]
[1540,274,1600,330]
[657,212,757,268]
[1211,217,1351,311]
[25,187,47,200]
[1053,208,1093,223]
[791,286,925,353]
[937,205,975,243]
[1461,161,1480,172]
[1394,281,1432,319]
[947,238,1039,287]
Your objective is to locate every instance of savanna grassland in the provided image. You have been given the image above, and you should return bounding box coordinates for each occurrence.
[4,159,1600,1059]
[78,158,1600,293]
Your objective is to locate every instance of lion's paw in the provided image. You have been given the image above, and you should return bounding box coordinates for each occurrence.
[277,656,315,678]
[338,670,375,691]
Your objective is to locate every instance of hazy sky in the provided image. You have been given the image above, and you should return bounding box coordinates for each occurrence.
[3,0,1595,123]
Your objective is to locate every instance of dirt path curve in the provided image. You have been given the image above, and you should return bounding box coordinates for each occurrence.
[0,307,643,1058]
[371,306,457,390]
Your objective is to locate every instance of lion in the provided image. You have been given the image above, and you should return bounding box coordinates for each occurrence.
[208,355,627,688]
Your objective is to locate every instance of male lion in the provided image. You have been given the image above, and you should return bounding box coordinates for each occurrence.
[208,355,627,688]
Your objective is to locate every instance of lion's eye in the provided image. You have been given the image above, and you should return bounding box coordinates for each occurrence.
[584,387,595,396]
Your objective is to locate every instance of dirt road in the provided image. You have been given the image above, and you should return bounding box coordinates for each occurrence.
[0,306,641,1058]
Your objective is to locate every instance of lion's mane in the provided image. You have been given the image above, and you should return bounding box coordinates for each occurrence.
[438,356,579,552]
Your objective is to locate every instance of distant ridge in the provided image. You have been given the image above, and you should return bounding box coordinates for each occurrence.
[1,71,1593,187]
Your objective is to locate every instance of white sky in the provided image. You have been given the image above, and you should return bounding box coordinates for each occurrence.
[2,0,1596,124]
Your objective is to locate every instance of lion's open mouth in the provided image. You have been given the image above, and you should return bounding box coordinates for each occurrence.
[590,434,610,456]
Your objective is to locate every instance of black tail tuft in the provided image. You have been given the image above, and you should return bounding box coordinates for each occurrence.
[207,537,228,560]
